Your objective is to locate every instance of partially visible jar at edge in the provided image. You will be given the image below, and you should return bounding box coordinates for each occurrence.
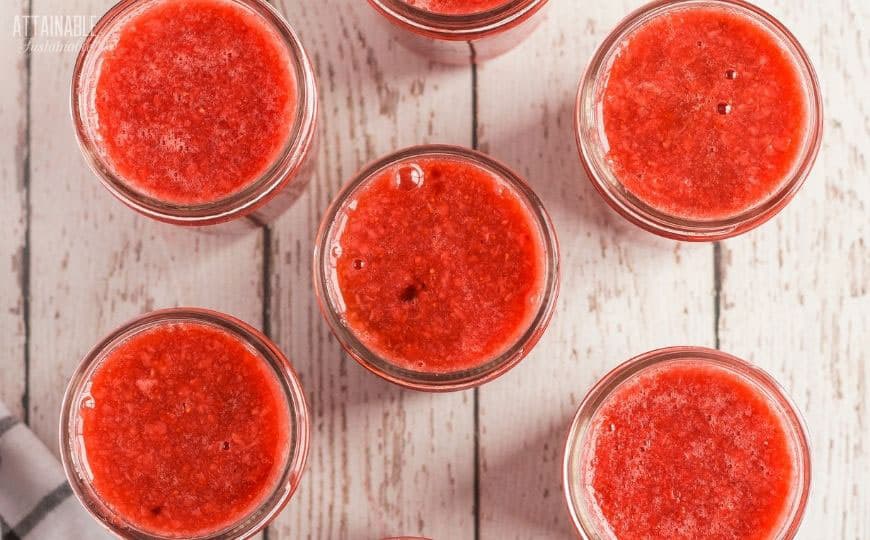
[367,0,550,64]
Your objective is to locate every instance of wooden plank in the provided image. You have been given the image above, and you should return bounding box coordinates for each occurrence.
[475,2,717,538]
[27,0,263,455]
[0,0,29,421]
[11,0,865,537]
[718,1,869,538]
[265,1,476,538]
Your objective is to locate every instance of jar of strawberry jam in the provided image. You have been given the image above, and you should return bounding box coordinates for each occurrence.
[575,0,822,240]
[367,0,549,64]
[72,0,318,228]
[563,347,811,539]
[314,145,560,391]
[60,308,310,539]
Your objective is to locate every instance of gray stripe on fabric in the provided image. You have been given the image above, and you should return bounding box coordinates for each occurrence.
[6,483,72,539]
[0,416,19,439]
[1,514,20,540]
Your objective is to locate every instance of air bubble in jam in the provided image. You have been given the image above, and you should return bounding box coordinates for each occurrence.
[399,283,423,302]
[352,259,366,270]
[331,245,343,258]
[717,103,732,115]
[725,69,739,80]
[394,164,424,191]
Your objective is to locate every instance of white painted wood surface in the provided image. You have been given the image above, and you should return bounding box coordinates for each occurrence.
[0,0,866,539]
[266,2,475,539]
[716,1,870,538]
[0,0,28,424]
[475,2,717,537]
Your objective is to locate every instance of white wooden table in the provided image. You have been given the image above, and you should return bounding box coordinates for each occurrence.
[1,0,867,538]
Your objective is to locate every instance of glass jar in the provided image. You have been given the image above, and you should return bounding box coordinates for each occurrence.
[563,346,811,539]
[575,0,823,241]
[314,145,560,391]
[59,308,310,539]
[367,0,549,64]
[71,0,318,229]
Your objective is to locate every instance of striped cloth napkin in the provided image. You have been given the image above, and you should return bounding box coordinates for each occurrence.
[0,402,112,540]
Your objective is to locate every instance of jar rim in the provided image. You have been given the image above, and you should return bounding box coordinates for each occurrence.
[313,144,561,392]
[58,307,311,539]
[574,0,823,241]
[367,0,548,40]
[562,346,812,539]
[70,0,318,227]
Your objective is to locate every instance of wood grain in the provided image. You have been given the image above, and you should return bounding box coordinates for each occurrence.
[718,1,870,538]
[27,0,263,454]
[0,1,28,422]
[475,2,716,538]
[265,1,476,538]
[1,0,865,538]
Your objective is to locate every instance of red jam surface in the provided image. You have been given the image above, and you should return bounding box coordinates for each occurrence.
[81,322,289,537]
[94,0,296,204]
[582,361,796,539]
[334,157,545,373]
[404,0,509,15]
[601,6,809,219]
